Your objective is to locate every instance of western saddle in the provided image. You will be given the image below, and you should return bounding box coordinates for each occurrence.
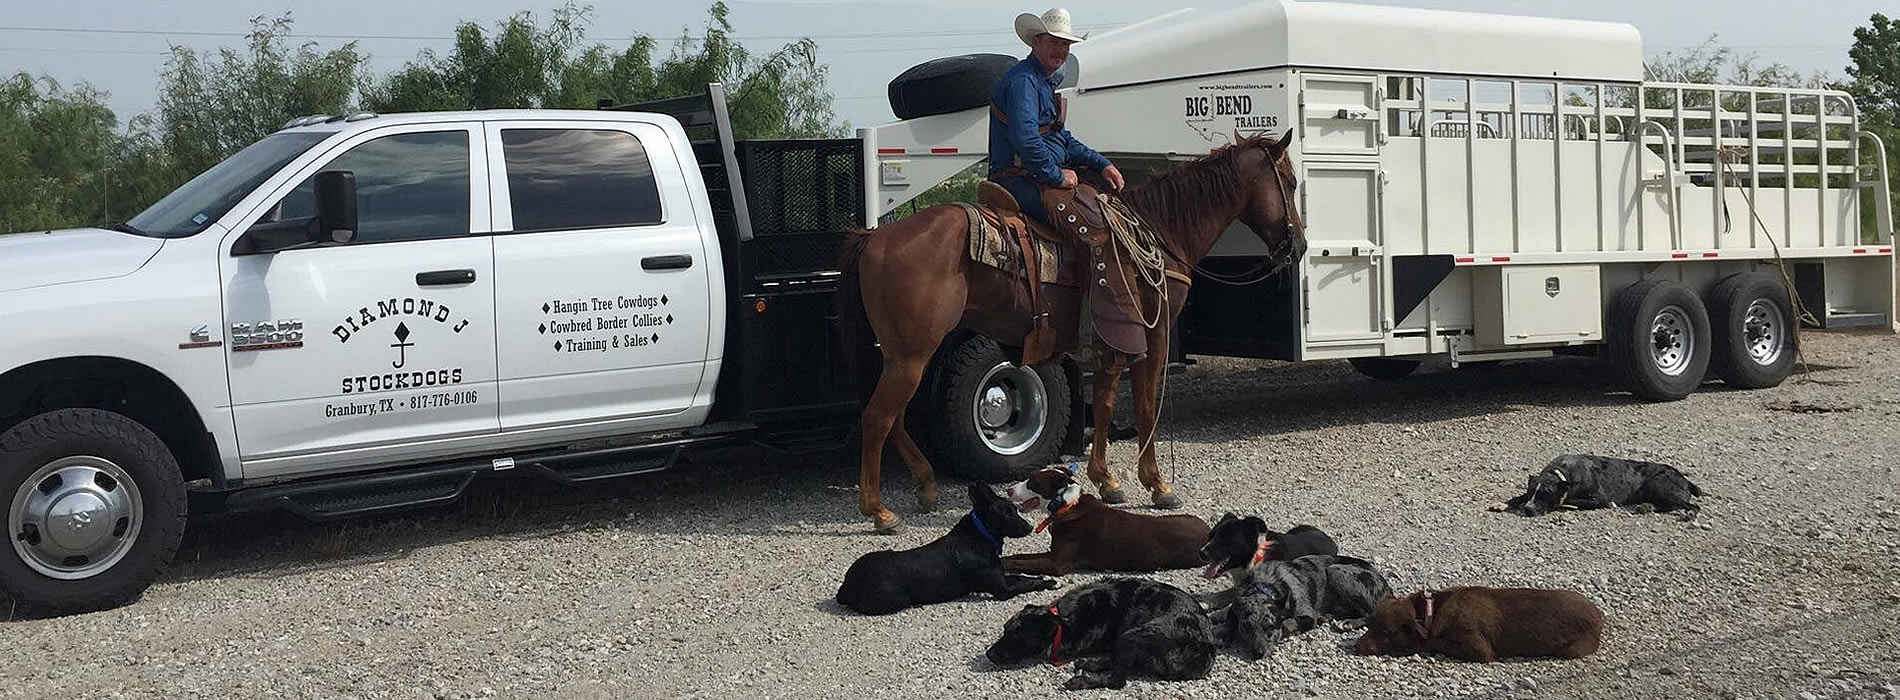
[968,178,1173,370]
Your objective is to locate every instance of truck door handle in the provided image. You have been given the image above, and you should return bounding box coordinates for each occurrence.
[641,254,694,271]
[416,269,477,286]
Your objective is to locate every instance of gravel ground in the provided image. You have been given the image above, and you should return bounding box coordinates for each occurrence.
[4,331,1899,700]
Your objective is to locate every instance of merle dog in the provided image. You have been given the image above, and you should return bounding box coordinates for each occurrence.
[1194,516,1388,659]
[1355,587,1604,662]
[835,484,1058,615]
[1493,454,1705,518]
[985,577,1216,690]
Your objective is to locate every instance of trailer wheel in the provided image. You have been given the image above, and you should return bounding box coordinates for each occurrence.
[1606,280,1712,401]
[1348,357,1421,380]
[887,54,1017,120]
[1,409,187,618]
[1707,272,1798,389]
[932,336,1070,483]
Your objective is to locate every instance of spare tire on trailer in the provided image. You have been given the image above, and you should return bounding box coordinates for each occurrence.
[888,53,1017,120]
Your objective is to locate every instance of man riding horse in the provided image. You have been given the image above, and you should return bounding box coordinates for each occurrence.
[988,7,1146,370]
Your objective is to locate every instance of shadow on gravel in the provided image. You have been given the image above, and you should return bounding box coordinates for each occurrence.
[149,353,1859,590]
[163,444,905,585]
[1156,355,1689,444]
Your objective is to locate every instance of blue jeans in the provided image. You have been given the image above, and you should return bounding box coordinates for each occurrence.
[992,174,1051,229]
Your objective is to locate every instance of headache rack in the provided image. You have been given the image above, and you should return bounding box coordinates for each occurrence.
[606,84,866,426]
[607,84,865,292]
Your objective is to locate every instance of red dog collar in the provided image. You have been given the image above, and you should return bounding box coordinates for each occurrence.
[1047,606,1066,666]
[1035,502,1076,533]
[1251,539,1274,566]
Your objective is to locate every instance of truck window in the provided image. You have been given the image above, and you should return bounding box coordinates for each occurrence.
[265,130,472,244]
[125,131,329,238]
[499,128,662,232]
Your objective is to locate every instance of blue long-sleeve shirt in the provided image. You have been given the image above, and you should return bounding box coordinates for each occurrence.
[988,57,1111,185]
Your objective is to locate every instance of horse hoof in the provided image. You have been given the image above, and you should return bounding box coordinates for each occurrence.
[916,488,941,513]
[1151,490,1183,510]
[873,513,904,535]
[1099,486,1127,504]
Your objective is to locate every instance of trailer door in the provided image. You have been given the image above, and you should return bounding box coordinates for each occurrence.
[1298,73,1387,345]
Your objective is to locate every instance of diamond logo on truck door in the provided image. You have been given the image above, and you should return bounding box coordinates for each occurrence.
[1546,277,1561,297]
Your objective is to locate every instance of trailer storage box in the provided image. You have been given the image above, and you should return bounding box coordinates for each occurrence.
[1473,265,1603,346]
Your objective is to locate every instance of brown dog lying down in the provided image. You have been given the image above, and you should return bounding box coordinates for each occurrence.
[1354,587,1604,662]
[1002,465,1209,576]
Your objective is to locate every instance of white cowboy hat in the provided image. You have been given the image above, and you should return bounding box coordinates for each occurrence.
[1015,8,1086,46]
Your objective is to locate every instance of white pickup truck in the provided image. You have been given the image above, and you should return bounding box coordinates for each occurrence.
[0,85,1084,616]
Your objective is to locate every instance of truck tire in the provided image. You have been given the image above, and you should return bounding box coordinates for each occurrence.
[1605,280,1712,401]
[0,409,187,617]
[887,54,1016,120]
[1707,272,1798,389]
[1348,357,1421,380]
[932,336,1070,483]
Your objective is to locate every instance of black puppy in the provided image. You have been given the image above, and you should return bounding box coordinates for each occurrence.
[1493,454,1705,518]
[836,484,1058,615]
[985,578,1216,690]
[1198,514,1338,582]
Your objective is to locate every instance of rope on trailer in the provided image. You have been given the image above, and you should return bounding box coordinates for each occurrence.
[1716,148,1850,386]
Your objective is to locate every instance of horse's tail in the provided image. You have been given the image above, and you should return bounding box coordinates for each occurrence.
[835,228,880,404]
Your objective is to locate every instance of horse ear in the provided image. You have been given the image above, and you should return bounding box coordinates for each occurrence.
[1275,128,1295,151]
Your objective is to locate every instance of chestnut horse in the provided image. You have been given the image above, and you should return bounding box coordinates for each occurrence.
[837,130,1309,533]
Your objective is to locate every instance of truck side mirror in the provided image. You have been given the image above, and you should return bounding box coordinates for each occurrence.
[233,170,358,255]
[315,170,357,244]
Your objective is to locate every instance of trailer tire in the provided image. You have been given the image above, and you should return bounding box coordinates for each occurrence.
[1,409,187,618]
[1348,357,1421,380]
[887,54,1017,120]
[1707,272,1798,389]
[933,336,1070,483]
[1606,280,1711,401]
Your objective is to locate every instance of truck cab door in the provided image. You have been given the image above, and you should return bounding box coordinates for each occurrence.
[221,124,500,479]
[484,121,715,436]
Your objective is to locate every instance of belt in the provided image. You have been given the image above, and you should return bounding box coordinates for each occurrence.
[989,167,1031,181]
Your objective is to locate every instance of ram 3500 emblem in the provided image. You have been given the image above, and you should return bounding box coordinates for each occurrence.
[231,319,305,352]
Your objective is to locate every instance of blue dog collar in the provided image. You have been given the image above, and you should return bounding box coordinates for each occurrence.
[967,511,1002,555]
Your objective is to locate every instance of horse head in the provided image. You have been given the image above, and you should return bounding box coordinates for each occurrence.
[1231,129,1308,275]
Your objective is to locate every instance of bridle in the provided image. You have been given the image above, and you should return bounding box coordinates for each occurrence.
[1189,142,1305,287]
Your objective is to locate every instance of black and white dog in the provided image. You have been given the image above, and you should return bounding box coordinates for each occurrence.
[985,578,1216,690]
[835,484,1058,615]
[1196,516,1390,659]
[1493,454,1705,518]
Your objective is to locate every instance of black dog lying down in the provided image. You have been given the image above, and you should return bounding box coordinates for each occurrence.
[1493,454,1704,518]
[1196,516,1390,658]
[986,578,1216,690]
[836,484,1058,615]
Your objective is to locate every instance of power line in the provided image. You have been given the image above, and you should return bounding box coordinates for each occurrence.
[0,46,171,56]
[0,22,1124,43]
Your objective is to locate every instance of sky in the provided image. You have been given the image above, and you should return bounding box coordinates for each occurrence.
[0,0,1888,130]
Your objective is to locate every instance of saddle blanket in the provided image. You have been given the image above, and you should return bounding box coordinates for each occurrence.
[955,202,1064,284]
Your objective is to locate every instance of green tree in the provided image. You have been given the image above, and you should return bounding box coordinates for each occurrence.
[0,74,118,231]
[152,14,368,183]
[367,2,841,138]
[1,3,843,234]
[1840,13,1898,242]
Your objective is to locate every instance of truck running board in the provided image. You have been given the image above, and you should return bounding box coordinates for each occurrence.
[222,424,753,522]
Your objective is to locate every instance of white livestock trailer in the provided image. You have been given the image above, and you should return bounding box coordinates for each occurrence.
[859,0,1894,400]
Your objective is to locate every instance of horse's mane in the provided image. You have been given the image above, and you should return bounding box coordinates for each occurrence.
[1121,133,1276,240]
